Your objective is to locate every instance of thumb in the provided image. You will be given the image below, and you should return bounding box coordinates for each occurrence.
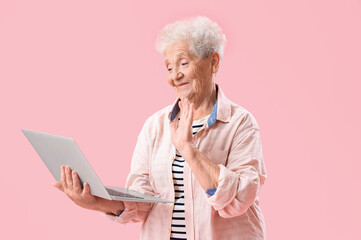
[83,182,91,196]
[52,181,64,192]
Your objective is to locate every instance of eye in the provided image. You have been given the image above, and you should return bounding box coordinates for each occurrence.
[167,68,173,72]
[181,60,189,66]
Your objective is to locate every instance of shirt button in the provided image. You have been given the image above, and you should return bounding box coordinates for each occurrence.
[169,156,174,160]
[169,178,173,183]
[166,228,171,233]
[169,203,174,207]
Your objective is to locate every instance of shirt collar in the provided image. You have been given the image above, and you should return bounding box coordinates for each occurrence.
[168,84,231,127]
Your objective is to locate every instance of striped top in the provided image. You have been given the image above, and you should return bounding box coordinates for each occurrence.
[104,85,267,240]
[170,114,209,240]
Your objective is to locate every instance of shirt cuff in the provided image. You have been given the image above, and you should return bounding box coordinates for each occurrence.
[101,201,138,224]
[205,188,217,196]
[206,164,238,210]
[116,210,124,217]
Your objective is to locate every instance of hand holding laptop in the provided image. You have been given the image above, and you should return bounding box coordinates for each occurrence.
[22,129,172,217]
[52,165,125,215]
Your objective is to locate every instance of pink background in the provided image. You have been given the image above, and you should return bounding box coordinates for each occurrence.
[1,0,360,239]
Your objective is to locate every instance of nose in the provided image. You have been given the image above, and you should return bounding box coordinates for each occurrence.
[171,68,184,81]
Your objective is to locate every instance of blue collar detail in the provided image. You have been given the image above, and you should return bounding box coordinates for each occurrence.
[170,99,181,122]
[169,87,219,127]
[207,99,218,127]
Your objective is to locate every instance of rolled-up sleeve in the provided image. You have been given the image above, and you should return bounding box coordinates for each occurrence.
[104,117,156,224]
[206,127,267,218]
[103,200,152,223]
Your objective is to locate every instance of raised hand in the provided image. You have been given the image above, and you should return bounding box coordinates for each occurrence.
[169,97,194,154]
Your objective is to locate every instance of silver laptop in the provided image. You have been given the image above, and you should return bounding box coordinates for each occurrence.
[22,129,172,204]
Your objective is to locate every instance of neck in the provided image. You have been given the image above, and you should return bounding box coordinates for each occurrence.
[192,84,217,120]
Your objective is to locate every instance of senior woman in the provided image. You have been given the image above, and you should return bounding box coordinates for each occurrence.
[53,16,267,240]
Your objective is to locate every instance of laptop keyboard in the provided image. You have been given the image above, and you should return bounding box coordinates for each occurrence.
[105,188,143,199]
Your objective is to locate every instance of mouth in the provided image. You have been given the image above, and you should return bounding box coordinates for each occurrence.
[176,82,189,87]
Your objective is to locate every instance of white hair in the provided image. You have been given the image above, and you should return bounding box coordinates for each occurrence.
[155,16,227,60]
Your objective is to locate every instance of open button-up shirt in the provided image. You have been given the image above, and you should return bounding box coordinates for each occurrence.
[105,85,267,240]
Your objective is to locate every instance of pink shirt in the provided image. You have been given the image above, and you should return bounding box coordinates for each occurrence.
[105,85,267,240]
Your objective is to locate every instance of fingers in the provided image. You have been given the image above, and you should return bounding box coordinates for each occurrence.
[57,165,95,208]
[189,102,194,123]
[179,98,189,117]
[176,98,194,133]
[65,166,73,190]
[60,165,78,192]
[60,165,68,189]
[170,97,194,151]
[184,98,192,119]
[182,98,193,128]
[72,171,82,194]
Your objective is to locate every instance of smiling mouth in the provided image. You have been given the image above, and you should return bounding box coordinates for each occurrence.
[176,83,189,87]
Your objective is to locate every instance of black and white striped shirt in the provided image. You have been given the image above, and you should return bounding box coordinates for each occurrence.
[170,115,209,240]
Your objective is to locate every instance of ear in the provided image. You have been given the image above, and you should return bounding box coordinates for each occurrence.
[210,51,220,74]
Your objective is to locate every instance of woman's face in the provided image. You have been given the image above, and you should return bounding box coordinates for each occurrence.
[164,41,217,103]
